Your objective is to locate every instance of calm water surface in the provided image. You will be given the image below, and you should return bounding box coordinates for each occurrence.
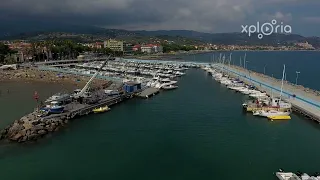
[0,52,320,180]
[182,51,320,90]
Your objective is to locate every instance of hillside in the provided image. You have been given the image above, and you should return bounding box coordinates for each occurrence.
[1,22,320,47]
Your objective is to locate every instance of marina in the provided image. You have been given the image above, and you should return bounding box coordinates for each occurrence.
[0,57,197,142]
[201,56,320,122]
[1,52,320,179]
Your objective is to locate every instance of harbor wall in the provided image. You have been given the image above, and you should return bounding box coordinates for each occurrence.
[215,64,320,121]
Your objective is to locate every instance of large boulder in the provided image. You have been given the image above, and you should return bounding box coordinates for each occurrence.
[10,133,22,141]
[37,130,47,135]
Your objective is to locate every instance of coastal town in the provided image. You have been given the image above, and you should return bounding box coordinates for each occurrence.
[0,37,317,64]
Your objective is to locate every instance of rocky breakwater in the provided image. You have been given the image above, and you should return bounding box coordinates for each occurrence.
[0,112,68,143]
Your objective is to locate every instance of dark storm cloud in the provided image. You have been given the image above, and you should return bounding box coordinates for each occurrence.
[0,0,320,35]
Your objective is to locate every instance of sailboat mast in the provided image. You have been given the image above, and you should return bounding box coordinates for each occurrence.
[243,53,247,69]
[280,64,286,98]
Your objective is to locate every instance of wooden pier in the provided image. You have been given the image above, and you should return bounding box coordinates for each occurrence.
[215,64,320,122]
[136,88,160,98]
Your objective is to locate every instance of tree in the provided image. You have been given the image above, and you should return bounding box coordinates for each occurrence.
[0,43,13,64]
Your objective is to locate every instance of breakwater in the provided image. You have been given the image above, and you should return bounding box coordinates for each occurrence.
[0,93,126,143]
[214,63,320,121]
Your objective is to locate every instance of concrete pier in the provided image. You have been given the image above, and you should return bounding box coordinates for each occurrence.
[214,64,320,122]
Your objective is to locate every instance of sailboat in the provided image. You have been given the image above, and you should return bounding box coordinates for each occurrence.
[254,65,292,119]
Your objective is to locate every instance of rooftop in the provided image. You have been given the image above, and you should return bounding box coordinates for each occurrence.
[124,81,141,86]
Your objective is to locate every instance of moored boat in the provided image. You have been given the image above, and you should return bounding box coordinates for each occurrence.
[253,110,290,117]
[40,101,64,114]
[268,115,291,120]
[162,84,178,90]
[93,106,110,113]
[45,93,71,103]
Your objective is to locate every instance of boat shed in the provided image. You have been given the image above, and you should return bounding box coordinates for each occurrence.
[123,81,142,93]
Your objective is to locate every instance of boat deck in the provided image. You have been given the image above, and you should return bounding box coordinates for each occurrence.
[215,64,320,122]
[42,95,123,119]
[136,88,160,98]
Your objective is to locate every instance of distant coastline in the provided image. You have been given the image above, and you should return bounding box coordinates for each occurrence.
[125,49,320,60]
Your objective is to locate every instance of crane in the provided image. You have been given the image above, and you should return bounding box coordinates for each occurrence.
[73,55,111,99]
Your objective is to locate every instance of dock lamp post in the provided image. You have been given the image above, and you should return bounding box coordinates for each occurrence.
[295,71,300,85]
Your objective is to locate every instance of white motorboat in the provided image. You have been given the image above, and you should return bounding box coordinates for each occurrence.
[162,84,178,90]
[242,89,261,95]
[220,78,232,85]
[276,172,301,180]
[228,85,245,91]
[235,86,249,92]
[161,78,177,85]
[253,110,290,117]
[154,82,162,88]
[249,92,268,98]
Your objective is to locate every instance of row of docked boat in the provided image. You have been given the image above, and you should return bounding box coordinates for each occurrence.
[276,169,320,180]
[203,66,292,120]
[122,75,178,90]
[75,59,188,79]
[40,59,189,115]
[58,59,183,90]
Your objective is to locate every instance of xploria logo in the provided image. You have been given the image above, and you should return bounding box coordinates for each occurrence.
[241,19,292,39]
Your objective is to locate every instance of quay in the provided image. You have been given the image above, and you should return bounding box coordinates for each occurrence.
[214,63,320,122]
[42,95,123,120]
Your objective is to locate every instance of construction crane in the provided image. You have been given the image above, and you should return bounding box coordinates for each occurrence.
[73,55,111,99]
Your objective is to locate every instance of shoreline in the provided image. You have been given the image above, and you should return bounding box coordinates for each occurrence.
[0,68,111,89]
[125,50,320,60]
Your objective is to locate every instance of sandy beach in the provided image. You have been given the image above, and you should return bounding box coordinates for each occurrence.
[0,68,111,90]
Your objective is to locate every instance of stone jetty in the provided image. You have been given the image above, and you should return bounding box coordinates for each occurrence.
[0,111,68,142]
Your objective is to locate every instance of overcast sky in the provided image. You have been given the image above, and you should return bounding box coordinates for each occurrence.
[0,0,320,36]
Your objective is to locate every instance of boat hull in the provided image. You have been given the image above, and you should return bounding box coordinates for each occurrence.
[93,106,110,113]
[246,106,291,112]
[40,107,64,114]
[253,111,290,117]
[268,115,291,120]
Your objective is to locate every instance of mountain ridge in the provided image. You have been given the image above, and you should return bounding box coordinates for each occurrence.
[1,22,319,48]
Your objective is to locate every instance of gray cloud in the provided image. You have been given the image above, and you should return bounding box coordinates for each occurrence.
[0,0,319,35]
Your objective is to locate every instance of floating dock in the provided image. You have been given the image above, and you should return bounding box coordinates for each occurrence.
[136,88,160,98]
[214,64,320,122]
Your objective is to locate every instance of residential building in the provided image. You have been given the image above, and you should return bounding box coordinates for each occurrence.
[123,43,134,54]
[132,45,141,51]
[295,41,314,49]
[153,44,163,53]
[140,44,163,54]
[82,42,103,49]
[104,39,124,51]
[141,45,153,53]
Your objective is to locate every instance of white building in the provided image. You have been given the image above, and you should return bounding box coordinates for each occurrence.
[141,44,163,53]
[141,45,153,53]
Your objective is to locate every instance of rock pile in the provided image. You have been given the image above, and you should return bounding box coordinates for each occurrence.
[0,112,68,143]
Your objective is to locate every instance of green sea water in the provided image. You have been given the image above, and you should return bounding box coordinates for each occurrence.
[1,59,320,179]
